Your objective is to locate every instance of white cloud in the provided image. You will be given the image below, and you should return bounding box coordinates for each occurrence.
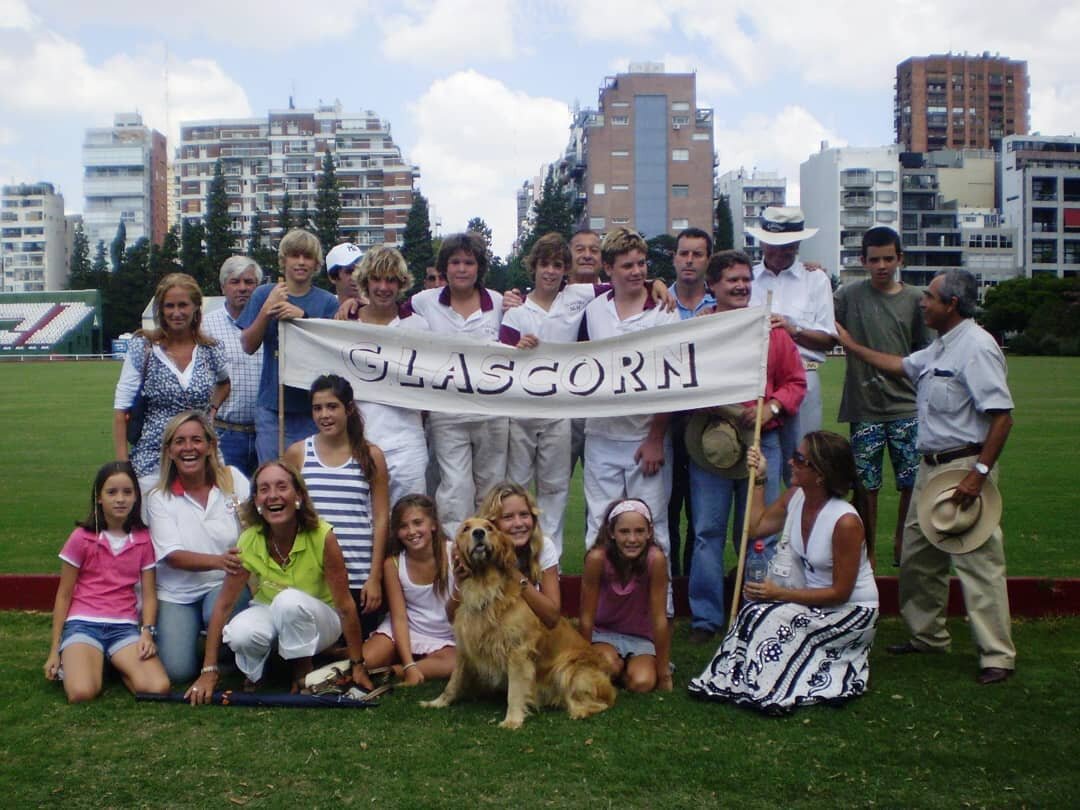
[1031,86,1080,138]
[0,31,251,149]
[561,0,673,43]
[0,0,35,30]
[379,0,516,65]
[714,105,847,206]
[28,0,370,47]
[407,70,570,255]
[0,126,15,146]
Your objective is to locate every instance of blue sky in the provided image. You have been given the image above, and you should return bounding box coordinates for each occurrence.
[2,0,1077,254]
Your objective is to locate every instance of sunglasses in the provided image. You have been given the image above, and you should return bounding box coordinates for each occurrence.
[792,450,812,468]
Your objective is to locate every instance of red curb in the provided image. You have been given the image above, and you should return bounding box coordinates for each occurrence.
[4,574,1079,617]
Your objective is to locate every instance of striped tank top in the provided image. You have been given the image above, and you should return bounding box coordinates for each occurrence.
[302,435,373,588]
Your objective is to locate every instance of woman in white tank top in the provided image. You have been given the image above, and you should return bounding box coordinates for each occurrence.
[689,431,878,714]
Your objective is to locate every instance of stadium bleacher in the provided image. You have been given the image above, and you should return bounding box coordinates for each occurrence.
[0,297,99,354]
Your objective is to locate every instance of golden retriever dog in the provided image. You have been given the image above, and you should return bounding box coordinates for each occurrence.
[420,518,615,729]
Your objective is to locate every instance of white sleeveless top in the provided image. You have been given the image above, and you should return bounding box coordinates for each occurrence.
[302,436,373,588]
[786,489,878,608]
[396,542,456,643]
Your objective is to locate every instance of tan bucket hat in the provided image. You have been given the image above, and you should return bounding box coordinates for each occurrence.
[685,406,752,479]
[916,468,1002,554]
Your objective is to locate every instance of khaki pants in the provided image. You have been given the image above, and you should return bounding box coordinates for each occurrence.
[899,457,1015,670]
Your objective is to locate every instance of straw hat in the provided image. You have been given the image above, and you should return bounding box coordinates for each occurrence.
[684,406,752,479]
[745,206,819,246]
[915,468,1002,554]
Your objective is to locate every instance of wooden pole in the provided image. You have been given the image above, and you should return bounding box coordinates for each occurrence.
[278,321,286,459]
[726,292,774,632]
[727,397,765,632]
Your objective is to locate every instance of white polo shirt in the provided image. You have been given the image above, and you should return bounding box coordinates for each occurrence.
[579,291,680,440]
[146,468,250,604]
[750,260,837,364]
[407,286,503,343]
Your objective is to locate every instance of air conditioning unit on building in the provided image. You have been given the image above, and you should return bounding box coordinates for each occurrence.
[672,123,682,130]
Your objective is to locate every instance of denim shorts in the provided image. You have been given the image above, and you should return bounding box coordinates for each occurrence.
[60,619,141,657]
[592,629,656,659]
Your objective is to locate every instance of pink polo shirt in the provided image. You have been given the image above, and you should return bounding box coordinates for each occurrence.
[59,527,156,624]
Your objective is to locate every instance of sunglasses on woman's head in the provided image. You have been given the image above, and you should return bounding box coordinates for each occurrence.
[792,450,811,467]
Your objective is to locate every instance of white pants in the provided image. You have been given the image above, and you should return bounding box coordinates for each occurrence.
[583,434,672,557]
[382,439,430,506]
[222,589,341,682]
[428,413,509,539]
[507,416,570,559]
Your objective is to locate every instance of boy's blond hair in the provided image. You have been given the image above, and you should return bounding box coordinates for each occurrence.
[600,227,648,267]
[278,229,323,271]
[355,246,411,296]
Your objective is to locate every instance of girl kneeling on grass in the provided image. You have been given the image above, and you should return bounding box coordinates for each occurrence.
[44,461,171,702]
[362,495,456,685]
[579,499,672,693]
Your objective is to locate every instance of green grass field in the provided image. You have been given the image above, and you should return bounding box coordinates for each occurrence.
[2,358,1079,807]
[1,356,1075,575]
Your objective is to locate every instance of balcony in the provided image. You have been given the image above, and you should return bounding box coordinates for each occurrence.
[841,192,873,209]
[840,212,873,228]
[840,170,873,189]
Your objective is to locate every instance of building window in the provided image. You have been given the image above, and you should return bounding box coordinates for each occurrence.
[671,185,689,198]
[672,218,689,230]
[612,184,630,191]
[692,133,710,141]
[1032,240,1057,264]
[671,102,690,112]
[672,149,689,162]
[612,217,630,225]
[612,115,629,126]
[876,210,897,223]
[593,183,606,195]
[611,101,629,108]
[612,150,629,157]
[876,170,896,183]
[589,217,606,230]
[672,116,691,126]
[876,190,897,203]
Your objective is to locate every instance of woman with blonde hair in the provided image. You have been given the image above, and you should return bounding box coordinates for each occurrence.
[113,272,230,485]
[146,410,251,682]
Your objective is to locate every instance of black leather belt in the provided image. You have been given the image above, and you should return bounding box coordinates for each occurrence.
[922,443,983,466]
[214,418,256,434]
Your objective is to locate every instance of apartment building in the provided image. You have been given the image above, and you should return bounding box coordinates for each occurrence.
[716,168,786,262]
[1,182,68,292]
[82,113,168,249]
[579,64,714,238]
[899,150,1018,289]
[800,144,902,282]
[176,102,418,251]
[895,53,1029,153]
[1000,134,1080,277]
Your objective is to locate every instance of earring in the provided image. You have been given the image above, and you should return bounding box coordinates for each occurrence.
[295,500,302,509]
[256,505,264,515]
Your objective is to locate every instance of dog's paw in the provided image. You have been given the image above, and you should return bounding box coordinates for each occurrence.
[420,696,449,709]
[498,715,524,730]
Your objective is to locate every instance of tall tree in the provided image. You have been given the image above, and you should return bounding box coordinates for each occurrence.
[68,222,92,289]
[466,216,494,265]
[401,193,435,289]
[279,191,294,238]
[180,219,210,289]
[299,200,312,233]
[110,220,127,273]
[147,226,181,291]
[314,149,342,257]
[521,170,574,259]
[714,193,735,251]
[247,208,278,278]
[645,234,678,286]
[92,239,109,275]
[106,238,152,340]
[204,159,232,290]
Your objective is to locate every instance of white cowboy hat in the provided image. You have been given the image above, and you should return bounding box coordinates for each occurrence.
[745,206,819,246]
[915,468,1002,554]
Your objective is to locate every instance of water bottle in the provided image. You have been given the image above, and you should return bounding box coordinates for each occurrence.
[746,539,768,586]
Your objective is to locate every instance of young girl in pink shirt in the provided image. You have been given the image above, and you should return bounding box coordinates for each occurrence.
[580,498,672,693]
[43,461,170,702]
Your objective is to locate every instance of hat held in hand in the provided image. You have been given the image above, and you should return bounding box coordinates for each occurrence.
[916,468,1002,554]
[685,406,751,479]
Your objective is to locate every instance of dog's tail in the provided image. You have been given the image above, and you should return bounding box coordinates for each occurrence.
[544,648,617,719]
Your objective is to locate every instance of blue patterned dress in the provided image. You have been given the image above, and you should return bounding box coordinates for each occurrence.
[125,336,229,478]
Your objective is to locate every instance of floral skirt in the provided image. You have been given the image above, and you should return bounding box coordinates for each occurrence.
[687,600,878,715]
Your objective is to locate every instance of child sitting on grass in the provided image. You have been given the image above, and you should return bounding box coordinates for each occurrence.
[44,461,170,702]
[362,495,456,686]
[579,498,672,693]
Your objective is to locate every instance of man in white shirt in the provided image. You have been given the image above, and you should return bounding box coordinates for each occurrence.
[747,206,837,483]
[202,256,264,476]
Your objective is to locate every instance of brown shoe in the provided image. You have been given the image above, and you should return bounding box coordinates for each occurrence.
[977,667,1013,685]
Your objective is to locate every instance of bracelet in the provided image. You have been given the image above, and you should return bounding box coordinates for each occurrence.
[201,665,219,674]
[754,477,766,487]
[349,657,365,668]
[140,624,157,637]
[402,662,419,672]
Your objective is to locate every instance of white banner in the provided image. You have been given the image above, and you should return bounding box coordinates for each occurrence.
[279,306,769,418]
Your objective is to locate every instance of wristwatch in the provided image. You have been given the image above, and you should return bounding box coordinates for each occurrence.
[769,402,781,417]
[973,461,990,476]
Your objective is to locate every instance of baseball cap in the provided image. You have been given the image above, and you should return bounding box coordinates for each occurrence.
[325,243,363,276]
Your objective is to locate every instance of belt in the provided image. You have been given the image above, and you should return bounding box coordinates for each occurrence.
[922,443,983,466]
[214,418,256,434]
[803,360,821,371]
